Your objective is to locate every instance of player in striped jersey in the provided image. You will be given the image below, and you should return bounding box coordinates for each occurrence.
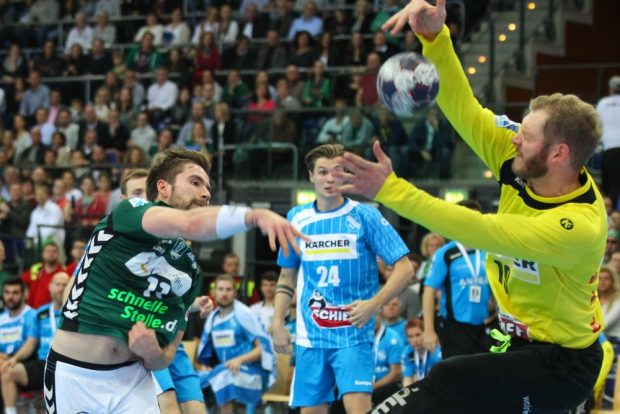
[272,144,414,414]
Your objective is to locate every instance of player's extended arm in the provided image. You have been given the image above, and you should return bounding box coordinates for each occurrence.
[348,256,414,327]
[142,206,305,256]
[422,286,440,352]
[373,363,402,390]
[272,267,298,354]
[225,338,262,374]
[128,322,183,371]
[375,174,599,268]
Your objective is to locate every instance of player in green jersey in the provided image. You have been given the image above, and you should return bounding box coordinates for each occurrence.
[44,149,303,414]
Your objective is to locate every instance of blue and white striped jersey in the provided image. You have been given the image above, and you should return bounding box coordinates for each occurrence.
[0,305,36,355]
[28,303,60,360]
[278,199,409,348]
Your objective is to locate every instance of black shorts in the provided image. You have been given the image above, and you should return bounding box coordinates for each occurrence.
[23,359,46,391]
[371,338,603,414]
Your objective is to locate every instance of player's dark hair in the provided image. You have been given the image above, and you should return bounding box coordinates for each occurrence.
[529,93,602,171]
[305,144,345,173]
[261,270,278,283]
[121,168,149,196]
[147,148,211,201]
[3,277,26,294]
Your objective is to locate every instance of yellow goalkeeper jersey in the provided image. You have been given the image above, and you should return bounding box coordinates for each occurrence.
[375,26,607,349]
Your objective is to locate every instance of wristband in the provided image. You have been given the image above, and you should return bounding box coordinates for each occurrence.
[216,205,251,239]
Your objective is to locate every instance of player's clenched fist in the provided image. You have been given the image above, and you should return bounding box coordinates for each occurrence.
[128,321,162,369]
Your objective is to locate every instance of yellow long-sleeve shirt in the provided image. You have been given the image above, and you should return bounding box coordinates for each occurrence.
[375,26,607,349]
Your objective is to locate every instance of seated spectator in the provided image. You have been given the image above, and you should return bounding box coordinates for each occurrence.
[301,60,331,107]
[123,145,150,168]
[47,90,63,126]
[182,122,213,156]
[107,107,130,152]
[217,4,239,47]
[1,130,17,164]
[147,67,179,125]
[0,241,12,289]
[246,83,276,130]
[19,70,50,119]
[344,31,368,66]
[78,104,110,150]
[167,48,192,88]
[111,50,126,77]
[0,272,69,414]
[33,107,55,146]
[170,86,193,127]
[324,9,349,36]
[94,171,113,210]
[401,318,442,386]
[12,114,32,163]
[373,313,405,405]
[93,86,111,122]
[408,106,454,179]
[55,108,80,150]
[0,182,34,268]
[33,40,64,78]
[317,31,342,67]
[197,275,276,412]
[19,127,49,167]
[201,69,224,103]
[1,44,28,86]
[114,87,139,130]
[95,0,120,16]
[163,7,190,47]
[342,108,374,155]
[25,184,65,251]
[240,4,269,40]
[134,12,164,46]
[20,242,65,308]
[63,43,87,77]
[122,70,145,109]
[284,65,304,102]
[239,0,272,16]
[317,98,349,143]
[271,0,295,39]
[254,109,297,145]
[222,70,251,109]
[256,30,289,70]
[125,32,164,73]
[51,177,70,216]
[65,239,86,277]
[129,112,157,155]
[250,271,277,332]
[288,30,318,68]
[191,6,220,46]
[371,30,398,63]
[401,29,422,53]
[351,0,374,33]
[370,107,407,174]
[275,78,302,111]
[70,175,107,236]
[149,128,175,158]
[92,10,116,47]
[85,37,113,75]
[222,36,256,71]
[50,132,72,165]
[211,102,236,173]
[64,12,93,55]
[0,278,36,356]
[354,51,380,108]
[177,102,214,147]
[192,32,222,85]
[287,1,323,40]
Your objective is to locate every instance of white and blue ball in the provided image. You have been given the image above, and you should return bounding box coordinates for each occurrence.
[376,52,440,117]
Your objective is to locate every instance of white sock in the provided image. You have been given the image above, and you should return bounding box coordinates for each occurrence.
[5,407,17,414]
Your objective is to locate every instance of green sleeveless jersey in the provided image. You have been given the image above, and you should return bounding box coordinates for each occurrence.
[60,198,202,346]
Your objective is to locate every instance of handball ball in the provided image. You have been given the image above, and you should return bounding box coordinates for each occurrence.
[376,52,440,117]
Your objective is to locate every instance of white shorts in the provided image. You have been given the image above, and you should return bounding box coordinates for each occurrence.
[44,349,160,414]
